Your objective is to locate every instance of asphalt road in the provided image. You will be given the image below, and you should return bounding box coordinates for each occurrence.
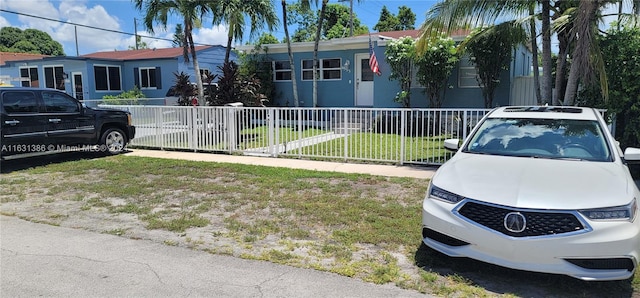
[0,216,428,297]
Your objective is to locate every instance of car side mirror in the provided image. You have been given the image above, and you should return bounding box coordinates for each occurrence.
[624,147,640,163]
[444,139,460,151]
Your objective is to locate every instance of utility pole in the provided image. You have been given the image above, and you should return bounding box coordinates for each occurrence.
[134,18,139,50]
[74,26,79,56]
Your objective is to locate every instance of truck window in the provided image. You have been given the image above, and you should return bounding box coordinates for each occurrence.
[2,91,39,114]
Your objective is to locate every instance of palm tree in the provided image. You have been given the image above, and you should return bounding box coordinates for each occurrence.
[134,0,212,102]
[312,0,328,108]
[281,0,312,107]
[213,0,279,65]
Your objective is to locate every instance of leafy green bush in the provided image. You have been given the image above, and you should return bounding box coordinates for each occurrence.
[102,86,146,105]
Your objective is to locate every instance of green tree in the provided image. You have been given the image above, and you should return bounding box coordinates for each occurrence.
[288,3,366,41]
[385,36,416,108]
[464,23,527,108]
[212,0,278,64]
[0,27,64,55]
[134,0,212,102]
[373,6,400,32]
[287,2,317,42]
[581,26,640,149]
[415,36,459,108]
[256,32,279,45]
[128,35,150,50]
[321,3,367,38]
[172,24,185,48]
[396,6,416,30]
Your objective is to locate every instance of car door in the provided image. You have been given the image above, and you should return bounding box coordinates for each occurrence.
[1,90,47,153]
[41,90,95,145]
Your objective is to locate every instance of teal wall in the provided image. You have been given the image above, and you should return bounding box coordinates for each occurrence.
[256,42,531,108]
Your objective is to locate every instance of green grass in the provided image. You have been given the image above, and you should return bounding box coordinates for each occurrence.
[1,155,637,297]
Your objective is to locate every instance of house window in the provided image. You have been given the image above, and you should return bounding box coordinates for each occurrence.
[44,66,65,90]
[94,65,122,91]
[302,58,342,81]
[139,67,158,89]
[200,69,212,81]
[19,67,39,87]
[273,61,291,81]
[458,56,480,88]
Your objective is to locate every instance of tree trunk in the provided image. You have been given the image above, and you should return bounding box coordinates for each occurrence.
[541,0,553,105]
[224,34,233,65]
[564,0,599,105]
[529,5,542,105]
[186,21,204,102]
[282,0,299,107]
[553,28,570,105]
[312,0,329,108]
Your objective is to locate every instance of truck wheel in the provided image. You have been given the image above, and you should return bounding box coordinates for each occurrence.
[100,128,126,155]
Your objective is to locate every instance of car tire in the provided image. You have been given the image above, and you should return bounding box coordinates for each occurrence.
[100,128,127,155]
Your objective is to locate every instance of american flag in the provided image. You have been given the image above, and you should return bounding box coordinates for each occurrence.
[369,33,381,76]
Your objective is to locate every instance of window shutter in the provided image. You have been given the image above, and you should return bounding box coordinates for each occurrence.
[155,67,162,89]
[133,67,139,88]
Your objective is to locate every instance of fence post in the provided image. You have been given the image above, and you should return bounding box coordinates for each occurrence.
[462,110,468,141]
[190,107,198,151]
[227,107,238,152]
[343,109,349,162]
[268,108,276,157]
[399,110,406,165]
[155,107,163,149]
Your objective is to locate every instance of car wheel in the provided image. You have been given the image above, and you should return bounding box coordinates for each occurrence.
[101,128,126,155]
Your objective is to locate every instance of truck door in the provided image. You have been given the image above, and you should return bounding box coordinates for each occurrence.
[1,90,47,154]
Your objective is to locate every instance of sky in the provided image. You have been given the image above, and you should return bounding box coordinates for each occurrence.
[0,0,439,56]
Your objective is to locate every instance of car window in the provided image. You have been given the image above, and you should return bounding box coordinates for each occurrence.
[42,91,79,113]
[2,91,39,114]
[464,118,612,162]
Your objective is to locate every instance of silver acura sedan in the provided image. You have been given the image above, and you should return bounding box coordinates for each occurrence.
[422,106,640,281]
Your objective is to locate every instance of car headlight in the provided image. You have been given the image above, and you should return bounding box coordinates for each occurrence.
[429,185,465,204]
[579,198,637,221]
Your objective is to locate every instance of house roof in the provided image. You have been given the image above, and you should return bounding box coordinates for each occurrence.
[80,45,213,61]
[238,29,472,53]
[0,52,49,66]
[372,29,470,40]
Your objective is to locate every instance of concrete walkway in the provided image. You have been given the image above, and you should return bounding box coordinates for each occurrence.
[124,149,436,180]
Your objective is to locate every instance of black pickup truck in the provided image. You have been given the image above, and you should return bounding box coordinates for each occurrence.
[1,87,135,159]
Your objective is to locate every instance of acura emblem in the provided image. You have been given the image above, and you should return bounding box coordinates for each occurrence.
[504,212,526,233]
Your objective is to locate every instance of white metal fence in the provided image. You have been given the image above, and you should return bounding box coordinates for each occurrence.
[101,104,490,165]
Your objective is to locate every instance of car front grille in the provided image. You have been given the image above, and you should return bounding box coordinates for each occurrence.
[457,201,585,237]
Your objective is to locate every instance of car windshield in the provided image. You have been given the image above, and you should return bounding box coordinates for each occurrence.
[463,118,612,161]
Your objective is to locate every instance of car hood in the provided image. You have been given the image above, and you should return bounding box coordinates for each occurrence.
[432,153,637,210]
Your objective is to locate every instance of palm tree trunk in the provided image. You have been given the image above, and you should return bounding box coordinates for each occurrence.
[529,4,542,105]
[188,30,204,103]
[312,0,329,108]
[224,34,233,64]
[541,0,553,105]
[282,0,299,107]
[186,21,204,102]
[564,0,599,105]
[553,29,570,105]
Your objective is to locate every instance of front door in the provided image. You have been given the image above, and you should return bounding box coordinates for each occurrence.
[355,53,374,106]
[72,72,84,101]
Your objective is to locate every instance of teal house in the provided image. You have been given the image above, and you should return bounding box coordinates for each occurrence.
[239,30,533,108]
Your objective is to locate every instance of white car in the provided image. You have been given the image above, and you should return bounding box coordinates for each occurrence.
[422,106,640,281]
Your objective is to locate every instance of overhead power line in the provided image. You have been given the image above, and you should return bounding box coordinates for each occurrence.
[0,8,216,47]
